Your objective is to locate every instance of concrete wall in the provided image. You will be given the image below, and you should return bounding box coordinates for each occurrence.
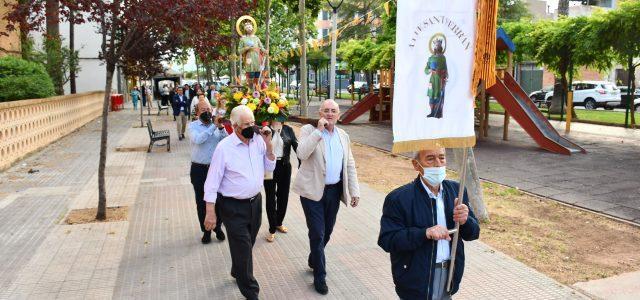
[0,91,104,171]
[0,0,21,57]
[31,14,118,94]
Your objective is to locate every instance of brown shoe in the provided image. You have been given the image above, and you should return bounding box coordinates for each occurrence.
[276,225,288,233]
[266,233,275,242]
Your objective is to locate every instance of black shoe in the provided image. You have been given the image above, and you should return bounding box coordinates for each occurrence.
[308,257,314,270]
[314,280,328,295]
[181,134,185,139]
[215,228,225,241]
[201,231,211,244]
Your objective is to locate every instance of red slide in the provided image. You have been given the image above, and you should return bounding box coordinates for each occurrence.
[339,93,379,125]
[487,73,585,155]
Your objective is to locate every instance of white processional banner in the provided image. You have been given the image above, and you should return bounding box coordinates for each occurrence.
[392,0,477,153]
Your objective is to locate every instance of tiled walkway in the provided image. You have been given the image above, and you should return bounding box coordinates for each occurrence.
[0,107,586,299]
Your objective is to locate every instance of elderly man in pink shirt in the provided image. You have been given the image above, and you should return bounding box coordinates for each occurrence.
[203,105,276,300]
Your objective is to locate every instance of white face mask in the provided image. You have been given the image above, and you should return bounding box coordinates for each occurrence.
[416,161,446,186]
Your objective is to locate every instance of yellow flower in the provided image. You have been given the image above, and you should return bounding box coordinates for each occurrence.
[247,103,257,111]
[277,99,287,108]
[233,92,244,101]
[268,103,280,114]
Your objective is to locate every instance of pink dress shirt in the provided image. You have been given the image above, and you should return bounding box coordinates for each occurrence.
[203,132,276,203]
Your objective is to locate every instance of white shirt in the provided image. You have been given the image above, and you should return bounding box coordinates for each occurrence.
[203,133,276,202]
[420,179,451,263]
[272,126,284,158]
[321,129,343,185]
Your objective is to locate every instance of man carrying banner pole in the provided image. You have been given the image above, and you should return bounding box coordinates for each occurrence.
[377,148,479,299]
[382,0,497,298]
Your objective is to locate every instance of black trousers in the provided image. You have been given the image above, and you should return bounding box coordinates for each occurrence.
[161,94,169,106]
[189,163,222,233]
[300,182,342,282]
[264,160,292,234]
[220,194,262,300]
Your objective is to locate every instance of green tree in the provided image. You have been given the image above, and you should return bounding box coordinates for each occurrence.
[498,0,532,24]
[501,20,536,63]
[45,0,64,95]
[0,56,55,101]
[531,17,612,115]
[588,1,640,127]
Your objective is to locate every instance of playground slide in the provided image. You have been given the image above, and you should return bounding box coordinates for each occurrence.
[487,73,586,155]
[339,93,379,125]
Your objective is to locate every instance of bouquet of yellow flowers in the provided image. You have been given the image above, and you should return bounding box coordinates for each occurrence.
[221,82,297,125]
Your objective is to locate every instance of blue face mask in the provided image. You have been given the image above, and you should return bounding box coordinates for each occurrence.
[418,162,446,186]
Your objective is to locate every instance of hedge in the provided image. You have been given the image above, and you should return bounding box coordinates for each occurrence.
[0,56,55,102]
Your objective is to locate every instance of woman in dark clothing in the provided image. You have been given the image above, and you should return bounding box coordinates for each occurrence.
[264,120,298,242]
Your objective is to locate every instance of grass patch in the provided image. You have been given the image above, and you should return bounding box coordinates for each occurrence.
[488,102,640,126]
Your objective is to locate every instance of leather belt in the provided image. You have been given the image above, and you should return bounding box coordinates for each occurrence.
[435,260,450,269]
[191,162,210,167]
[221,193,259,202]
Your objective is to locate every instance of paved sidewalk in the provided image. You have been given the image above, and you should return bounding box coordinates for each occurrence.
[0,107,586,299]
[311,103,640,224]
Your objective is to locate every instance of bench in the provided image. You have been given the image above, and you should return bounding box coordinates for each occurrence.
[157,99,169,116]
[146,119,170,152]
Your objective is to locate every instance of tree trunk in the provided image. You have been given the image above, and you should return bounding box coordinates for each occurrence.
[18,0,30,60]
[45,0,64,95]
[69,9,76,94]
[230,22,238,85]
[451,148,489,222]
[195,54,201,84]
[139,78,144,128]
[557,0,569,16]
[298,0,308,117]
[96,62,115,220]
[265,0,271,73]
[629,59,636,127]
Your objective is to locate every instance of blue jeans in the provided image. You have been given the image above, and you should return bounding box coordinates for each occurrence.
[300,182,342,283]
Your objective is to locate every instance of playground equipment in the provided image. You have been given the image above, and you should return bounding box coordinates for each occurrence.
[484,28,585,155]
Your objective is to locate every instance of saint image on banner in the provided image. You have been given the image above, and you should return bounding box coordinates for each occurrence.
[425,35,448,119]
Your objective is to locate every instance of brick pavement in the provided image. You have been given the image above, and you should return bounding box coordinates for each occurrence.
[0,106,586,299]
[308,100,640,224]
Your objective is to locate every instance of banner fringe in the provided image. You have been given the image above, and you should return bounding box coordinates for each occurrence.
[392,137,476,153]
[471,0,499,96]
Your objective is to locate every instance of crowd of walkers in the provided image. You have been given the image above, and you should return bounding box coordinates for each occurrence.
[138,82,479,299]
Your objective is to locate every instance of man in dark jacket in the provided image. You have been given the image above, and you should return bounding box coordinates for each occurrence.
[378,148,480,300]
[173,87,190,140]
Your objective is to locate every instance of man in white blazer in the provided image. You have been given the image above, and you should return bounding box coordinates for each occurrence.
[293,99,360,295]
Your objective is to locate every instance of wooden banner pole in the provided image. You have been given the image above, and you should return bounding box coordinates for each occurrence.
[447,147,469,293]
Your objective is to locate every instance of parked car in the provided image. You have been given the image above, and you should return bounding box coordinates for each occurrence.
[289,80,316,91]
[545,81,621,110]
[617,86,640,109]
[348,82,380,94]
[347,81,367,93]
[528,86,553,107]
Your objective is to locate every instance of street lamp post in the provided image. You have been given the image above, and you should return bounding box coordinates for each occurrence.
[327,0,343,100]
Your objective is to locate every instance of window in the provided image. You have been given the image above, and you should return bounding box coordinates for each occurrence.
[585,84,597,90]
[322,29,329,38]
[322,10,330,20]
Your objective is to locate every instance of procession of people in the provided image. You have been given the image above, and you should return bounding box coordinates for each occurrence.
[144,12,480,300]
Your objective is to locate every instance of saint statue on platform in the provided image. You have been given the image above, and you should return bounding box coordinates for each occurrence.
[237,16,267,91]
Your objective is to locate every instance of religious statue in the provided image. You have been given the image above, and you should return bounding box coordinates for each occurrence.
[237,15,267,91]
[425,36,448,119]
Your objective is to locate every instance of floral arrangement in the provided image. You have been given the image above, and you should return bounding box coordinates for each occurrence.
[221,82,297,125]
